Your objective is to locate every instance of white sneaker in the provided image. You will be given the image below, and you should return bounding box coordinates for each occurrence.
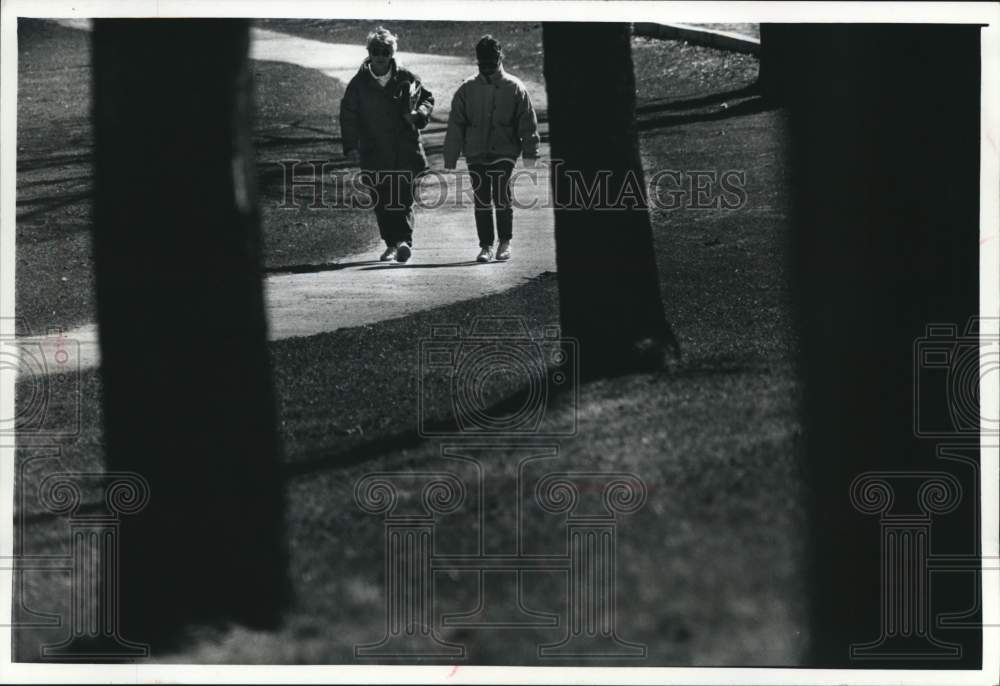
[395,242,412,263]
[496,240,511,261]
[380,246,397,261]
[476,247,493,263]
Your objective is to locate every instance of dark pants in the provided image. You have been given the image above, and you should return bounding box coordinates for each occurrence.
[468,159,514,248]
[364,171,414,247]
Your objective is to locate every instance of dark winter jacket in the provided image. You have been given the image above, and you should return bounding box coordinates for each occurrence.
[340,60,435,174]
[443,67,540,167]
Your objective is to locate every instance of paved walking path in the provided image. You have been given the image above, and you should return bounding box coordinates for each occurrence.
[24,24,555,376]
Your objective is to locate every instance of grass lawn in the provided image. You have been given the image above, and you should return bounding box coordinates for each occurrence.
[258,19,548,79]
[16,19,760,332]
[14,20,809,665]
[16,19,374,332]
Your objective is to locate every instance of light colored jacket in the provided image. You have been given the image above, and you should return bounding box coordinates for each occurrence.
[443,67,540,167]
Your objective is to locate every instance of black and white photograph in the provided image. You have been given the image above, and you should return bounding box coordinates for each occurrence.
[1,1,997,682]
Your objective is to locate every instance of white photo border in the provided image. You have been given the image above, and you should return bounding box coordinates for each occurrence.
[1,1,997,684]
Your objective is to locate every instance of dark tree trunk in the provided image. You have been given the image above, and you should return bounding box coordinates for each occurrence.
[785,24,982,667]
[542,22,679,380]
[92,19,288,649]
[756,24,796,103]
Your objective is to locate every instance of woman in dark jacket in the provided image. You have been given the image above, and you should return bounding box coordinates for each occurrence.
[340,27,434,263]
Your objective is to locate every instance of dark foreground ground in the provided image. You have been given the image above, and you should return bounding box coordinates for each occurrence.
[14,20,808,665]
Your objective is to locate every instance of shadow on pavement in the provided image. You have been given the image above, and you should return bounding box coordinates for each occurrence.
[359,260,498,270]
[262,259,381,275]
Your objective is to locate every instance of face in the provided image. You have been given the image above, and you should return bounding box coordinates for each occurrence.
[368,44,393,75]
[478,59,500,77]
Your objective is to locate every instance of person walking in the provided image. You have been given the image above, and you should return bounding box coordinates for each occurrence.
[340,27,434,263]
[443,35,540,263]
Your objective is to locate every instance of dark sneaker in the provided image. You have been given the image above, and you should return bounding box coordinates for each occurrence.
[395,242,412,263]
[380,246,397,261]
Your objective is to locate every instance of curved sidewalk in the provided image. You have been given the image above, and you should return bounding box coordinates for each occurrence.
[21,26,556,376]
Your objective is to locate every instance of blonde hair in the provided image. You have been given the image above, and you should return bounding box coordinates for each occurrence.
[366,26,398,53]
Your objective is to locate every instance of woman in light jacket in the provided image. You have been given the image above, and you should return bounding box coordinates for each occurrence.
[443,35,540,263]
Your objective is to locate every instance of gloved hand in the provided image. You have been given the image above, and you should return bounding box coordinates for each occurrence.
[403,110,423,130]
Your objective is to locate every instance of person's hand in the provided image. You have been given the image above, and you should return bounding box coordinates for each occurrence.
[402,111,419,129]
[523,157,537,168]
[344,149,360,165]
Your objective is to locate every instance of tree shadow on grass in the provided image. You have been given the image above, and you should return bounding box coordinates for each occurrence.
[637,95,777,132]
[17,174,93,189]
[282,351,763,480]
[17,151,93,174]
[282,378,580,480]
[13,352,764,530]
[636,83,760,116]
[16,191,91,222]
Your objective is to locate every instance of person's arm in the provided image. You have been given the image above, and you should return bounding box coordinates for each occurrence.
[413,80,434,129]
[443,85,467,170]
[340,78,361,159]
[515,84,540,161]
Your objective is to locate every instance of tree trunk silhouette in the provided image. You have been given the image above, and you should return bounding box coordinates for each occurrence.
[756,24,796,103]
[785,24,981,667]
[542,22,679,379]
[92,19,288,650]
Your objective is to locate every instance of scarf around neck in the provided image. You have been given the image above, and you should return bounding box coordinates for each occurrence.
[367,61,394,87]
